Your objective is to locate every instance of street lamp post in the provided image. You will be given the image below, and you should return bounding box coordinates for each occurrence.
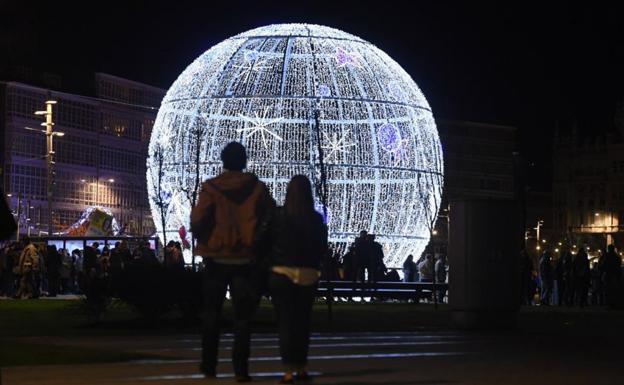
[536,220,543,245]
[534,220,544,253]
[29,99,63,236]
[15,193,21,242]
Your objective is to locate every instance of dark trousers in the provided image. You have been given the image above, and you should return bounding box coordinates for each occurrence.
[48,273,60,297]
[575,282,589,307]
[541,280,553,305]
[269,272,315,370]
[201,260,256,376]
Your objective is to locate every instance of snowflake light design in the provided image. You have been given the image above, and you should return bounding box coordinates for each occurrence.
[236,107,284,148]
[335,47,361,68]
[147,24,443,266]
[232,50,269,86]
[322,131,356,162]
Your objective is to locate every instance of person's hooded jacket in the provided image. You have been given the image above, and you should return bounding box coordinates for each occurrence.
[191,170,275,263]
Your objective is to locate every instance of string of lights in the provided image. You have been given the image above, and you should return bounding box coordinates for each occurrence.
[147,24,444,266]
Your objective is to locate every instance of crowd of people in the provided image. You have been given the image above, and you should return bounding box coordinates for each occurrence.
[318,233,447,288]
[520,245,624,309]
[0,237,185,299]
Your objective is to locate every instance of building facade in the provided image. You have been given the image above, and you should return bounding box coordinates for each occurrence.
[1,73,165,236]
[553,123,624,250]
[438,120,517,201]
[432,120,518,251]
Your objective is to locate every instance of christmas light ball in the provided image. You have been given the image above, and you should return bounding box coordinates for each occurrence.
[147,24,443,266]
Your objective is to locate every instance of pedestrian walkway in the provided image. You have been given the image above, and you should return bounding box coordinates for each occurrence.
[1,332,472,384]
[1,330,621,384]
[0,294,81,300]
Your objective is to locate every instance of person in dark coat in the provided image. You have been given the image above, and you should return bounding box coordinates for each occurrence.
[572,247,590,307]
[352,231,370,282]
[264,175,327,384]
[342,245,355,281]
[137,240,159,267]
[590,259,603,305]
[603,244,623,309]
[1,243,18,296]
[539,250,554,305]
[402,254,417,283]
[83,242,99,277]
[367,234,385,283]
[45,245,62,297]
[554,251,573,306]
[110,242,123,274]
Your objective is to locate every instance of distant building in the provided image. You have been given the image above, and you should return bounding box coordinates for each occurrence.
[552,117,624,250]
[438,120,517,201]
[431,120,518,252]
[0,73,165,236]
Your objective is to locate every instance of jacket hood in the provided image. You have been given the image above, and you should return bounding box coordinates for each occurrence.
[206,171,260,204]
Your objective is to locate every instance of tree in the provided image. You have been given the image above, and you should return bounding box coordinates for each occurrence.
[178,121,208,270]
[148,143,171,246]
[417,171,444,240]
[416,170,444,307]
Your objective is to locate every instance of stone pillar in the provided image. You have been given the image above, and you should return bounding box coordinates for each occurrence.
[449,199,522,329]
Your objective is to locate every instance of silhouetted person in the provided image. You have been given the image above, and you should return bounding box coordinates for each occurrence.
[118,241,133,268]
[572,248,590,307]
[590,260,603,306]
[191,142,275,381]
[563,251,575,305]
[539,250,554,305]
[264,175,327,384]
[16,236,40,299]
[418,254,434,282]
[99,246,111,276]
[165,240,185,271]
[109,242,125,297]
[46,245,62,297]
[83,242,99,278]
[352,231,369,282]
[435,255,447,301]
[342,245,355,281]
[321,251,341,281]
[603,244,623,309]
[367,234,385,283]
[402,254,417,282]
[80,242,103,300]
[386,268,401,282]
[110,242,123,274]
[1,243,19,296]
[555,251,573,306]
[135,240,158,267]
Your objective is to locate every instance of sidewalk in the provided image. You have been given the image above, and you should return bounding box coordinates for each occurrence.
[2,330,621,385]
[0,294,81,300]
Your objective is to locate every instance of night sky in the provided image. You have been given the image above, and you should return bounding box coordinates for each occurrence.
[3,1,623,189]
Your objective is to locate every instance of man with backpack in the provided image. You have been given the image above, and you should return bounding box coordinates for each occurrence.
[191,142,275,382]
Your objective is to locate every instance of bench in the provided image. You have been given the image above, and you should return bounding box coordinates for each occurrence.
[316,280,448,301]
[315,280,448,324]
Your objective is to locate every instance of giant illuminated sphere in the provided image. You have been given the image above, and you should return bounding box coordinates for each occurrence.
[147,24,443,266]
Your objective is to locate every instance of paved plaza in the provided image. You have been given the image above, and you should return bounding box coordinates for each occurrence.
[2,328,622,385]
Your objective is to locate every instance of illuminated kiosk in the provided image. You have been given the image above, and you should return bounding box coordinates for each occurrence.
[147,24,443,266]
